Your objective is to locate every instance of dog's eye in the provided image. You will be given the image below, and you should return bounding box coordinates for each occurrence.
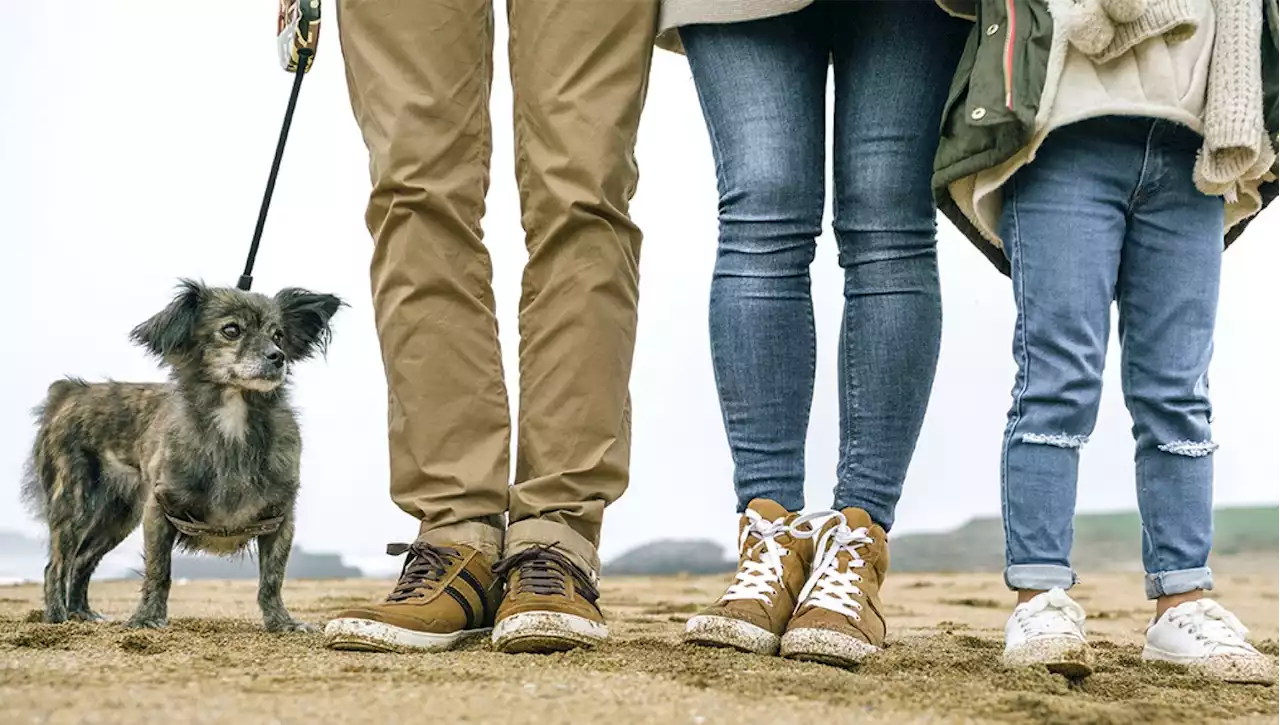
[272,330,284,344]
[221,323,242,340]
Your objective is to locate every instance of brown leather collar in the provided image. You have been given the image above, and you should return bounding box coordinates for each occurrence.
[163,512,285,538]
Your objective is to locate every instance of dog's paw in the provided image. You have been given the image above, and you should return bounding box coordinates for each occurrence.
[68,610,110,623]
[126,616,169,630]
[266,619,319,634]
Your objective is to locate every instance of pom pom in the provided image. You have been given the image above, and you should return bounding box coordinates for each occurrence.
[1100,0,1146,24]
[1064,0,1116,56]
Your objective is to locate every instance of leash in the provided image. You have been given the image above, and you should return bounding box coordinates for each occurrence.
[237,1,323,292]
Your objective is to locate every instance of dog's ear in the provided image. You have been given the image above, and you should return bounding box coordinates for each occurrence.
[129,279,205,360]
[275,288,344,361]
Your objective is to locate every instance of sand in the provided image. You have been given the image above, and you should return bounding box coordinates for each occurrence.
[2,572,1276,724]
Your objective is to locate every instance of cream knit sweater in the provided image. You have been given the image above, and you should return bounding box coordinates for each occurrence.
[1195,0,1275,200]
[952,0,1276,248]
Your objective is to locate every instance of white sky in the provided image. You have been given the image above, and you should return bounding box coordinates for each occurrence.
[2,3,1276,575]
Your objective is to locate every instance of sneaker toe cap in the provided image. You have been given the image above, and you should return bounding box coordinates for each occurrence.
[1003,636,1095,671]
[1193,654,1279,685]
[330,607,453,634]
[780,626,880,667]
[698,603,774,631]
[787,609,880,646]
[684,614,780,654]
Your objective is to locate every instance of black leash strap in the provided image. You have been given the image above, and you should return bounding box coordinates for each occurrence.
[238,48,313,292]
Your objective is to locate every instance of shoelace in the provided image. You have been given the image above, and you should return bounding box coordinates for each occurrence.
[384,541,462,602]
[1014,588,1087,638]
[791,510,874,620]
[722,509,792,605]
[1164,599,1257,654]
[492,544,600,605]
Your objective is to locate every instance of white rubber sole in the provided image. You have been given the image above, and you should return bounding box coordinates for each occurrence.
[323,617,488,654]
[1003,636,1094,678]
[684,614,779,655]
[491,611,609,653]
[781,627,880,668]
[1142,645,1278,685]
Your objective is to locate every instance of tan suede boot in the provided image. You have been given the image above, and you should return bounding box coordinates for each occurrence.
[683,499,813,655]
[781,507,888,667]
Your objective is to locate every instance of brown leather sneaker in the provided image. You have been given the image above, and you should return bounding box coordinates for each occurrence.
[491,545,607,654]
[324,541,500,653]
[781,507,889,667]
[683,499,813,655]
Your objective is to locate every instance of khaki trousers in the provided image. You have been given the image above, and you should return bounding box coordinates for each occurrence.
[338,0,659,578]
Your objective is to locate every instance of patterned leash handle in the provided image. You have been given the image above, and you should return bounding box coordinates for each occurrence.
[238,1,322,291]
[278,0,322,73]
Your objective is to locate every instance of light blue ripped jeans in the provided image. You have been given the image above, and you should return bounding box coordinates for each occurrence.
[999,117,1223,600]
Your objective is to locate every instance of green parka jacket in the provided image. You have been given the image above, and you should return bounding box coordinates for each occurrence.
[931,0,1279,276]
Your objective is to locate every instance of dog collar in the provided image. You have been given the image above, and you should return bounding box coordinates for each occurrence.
[163,512,286,539]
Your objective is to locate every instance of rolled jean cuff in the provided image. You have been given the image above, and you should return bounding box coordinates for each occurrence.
[505,518,601,584]
[1145,567,1214,600]
[1005,564,1077,591]
[419,519,505,562]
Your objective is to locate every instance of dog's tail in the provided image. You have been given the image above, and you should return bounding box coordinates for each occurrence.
[20,378,88,521]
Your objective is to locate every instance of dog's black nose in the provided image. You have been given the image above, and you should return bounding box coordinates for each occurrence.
[266,349,285,368]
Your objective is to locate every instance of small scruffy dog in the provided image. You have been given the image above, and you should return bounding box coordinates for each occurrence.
[22,279,342,631]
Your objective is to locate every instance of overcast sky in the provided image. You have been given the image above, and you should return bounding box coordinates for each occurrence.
[2,3,1276,575]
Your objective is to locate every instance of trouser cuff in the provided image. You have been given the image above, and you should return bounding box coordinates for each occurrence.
[1145,567,1214,599]
[505,518,601,584]
[1005,564,1077,591]
[419,518,505,562]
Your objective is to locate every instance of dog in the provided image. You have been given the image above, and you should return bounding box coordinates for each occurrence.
[21,279,343,631]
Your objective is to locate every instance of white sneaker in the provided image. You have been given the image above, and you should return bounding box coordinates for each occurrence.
[1002,588,1095,677]
[1143,599,1278,684]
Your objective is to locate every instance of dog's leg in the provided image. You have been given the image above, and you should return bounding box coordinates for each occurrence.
[67,515,137,622]
[43,562,65,624]
[127,500,178,629]
[43,551,68,624]
[68,464,147,621]
[42,450,97,624]
[43,512,85,624]
[66,540,109,622]
[256,517,314,633]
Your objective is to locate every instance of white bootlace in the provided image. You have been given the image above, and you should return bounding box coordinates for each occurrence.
[722,509,791,605]
[792,511,874,620]
[1164,599,1258,654]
